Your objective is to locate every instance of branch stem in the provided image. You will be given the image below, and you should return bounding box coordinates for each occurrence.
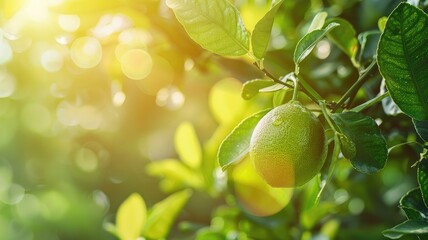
[332,60,378,113]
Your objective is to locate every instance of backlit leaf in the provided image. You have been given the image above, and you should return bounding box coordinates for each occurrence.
[116,193,146,240]
[143,190,192,239]
[251,0,284,59]
[377,2,428,120]
[218,109,270,171]
[294,22,339,65]
[175,122,202,169]
[166,0,250,56]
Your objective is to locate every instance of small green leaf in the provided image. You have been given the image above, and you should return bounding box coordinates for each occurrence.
[294,22,340,65]
[251,0,284,59]
[259,83,286,92]
[325,18,358,60]
[378,16,388,32]
[383,220,428,239]
[414,119,428,142]
[116,193,146,240]
[175,122,202,169]
[357,30,380,65]
[241,79,276,100]
[377,2,428,121]
[166,0,250,56]
[143,189,192,239]
[218,109,270,171]
[400,188,428,220]
[307,12,328,33]
[332,112,388,173]
[418,157,428,207]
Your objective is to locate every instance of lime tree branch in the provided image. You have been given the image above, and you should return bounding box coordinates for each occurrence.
[332,60,378,113]
[254,63,322,104]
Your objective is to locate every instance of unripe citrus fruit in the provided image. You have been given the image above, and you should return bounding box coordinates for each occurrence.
[249,101,327,188]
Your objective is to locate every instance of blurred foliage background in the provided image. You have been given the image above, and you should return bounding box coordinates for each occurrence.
[0,0,426,239]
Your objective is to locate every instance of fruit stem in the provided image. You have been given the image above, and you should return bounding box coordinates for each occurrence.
[292,75,299,101]
[320,101,340,133]
[332,59,378,113]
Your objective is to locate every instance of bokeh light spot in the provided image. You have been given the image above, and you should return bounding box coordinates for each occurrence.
[41,49,64,72]
[76,148,99,172]
[0,38,13,64]
[348,198,365,215]
[58,14,80,32]
[120,49,152,80]
[0,71,16,98]
[0,183,25,205]
[156,86,185,110]
[315,40,331,59]
[70,37,102,69]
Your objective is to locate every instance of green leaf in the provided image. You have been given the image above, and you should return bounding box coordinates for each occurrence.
[241,79,276,100]
[307,12,328,33]
[337,133,356,160]
[383,220,428,239]
[418,157,428,207]
[294,22,340,65]
[377,2,428,121]
[175,122,202,169]
[332,112,388,173]
[357,30,380,65]
[116,193,146,240]
[414,119,428,142]
[146,159,203,191]
[251,0,284,59]
[166,0,250,57]
[400,188,428,220]
[218,109,270,171]
[143,190,192,239]
[325,18,358,60]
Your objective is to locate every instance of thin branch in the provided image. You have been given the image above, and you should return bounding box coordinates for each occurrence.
[332,60,378,113]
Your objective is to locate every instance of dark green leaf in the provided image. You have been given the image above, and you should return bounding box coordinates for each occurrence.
[377,2,428,120]
[252,0,284,59]
[325,18,358,60]
[418,157,428,207]
[383,220,428,239]
[218,109,270,171]
[241,79,276,100]
[400,188,428,220]
[332,112,388,173]
[294,22,340,65]
[338,133,357,159]
[166,0,250,56]
[414,119,428,142]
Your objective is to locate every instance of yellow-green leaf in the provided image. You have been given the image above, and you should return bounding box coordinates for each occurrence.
[143,190,192,239]
[175,122,202,169]
[116,193,146,240]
